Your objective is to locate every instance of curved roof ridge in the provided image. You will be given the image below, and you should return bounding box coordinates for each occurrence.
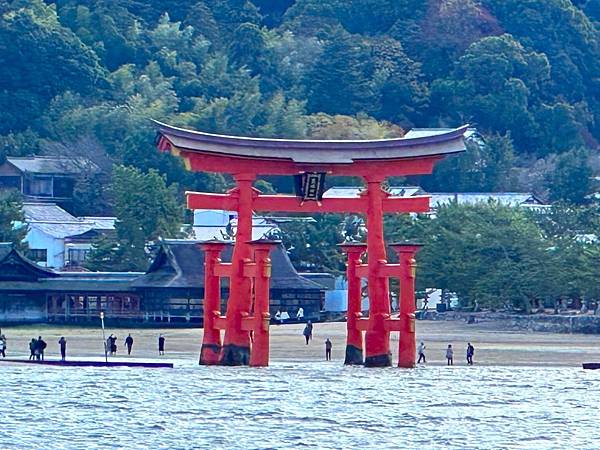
[154,121,469,165]
[154,120,469,146]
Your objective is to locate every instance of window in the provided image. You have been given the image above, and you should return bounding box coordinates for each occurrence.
[26,176,52,196]
[67,248,90,267]
[29,249,47,263]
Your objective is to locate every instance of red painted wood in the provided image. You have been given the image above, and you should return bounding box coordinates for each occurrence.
[219,175,255,365]
[199,242,227,365]
[249,243,277,367]
[187,192,431,214]
[391,244,423,368]
[340,244,367,365]
[184,151,440,177]
[364,180,392,367]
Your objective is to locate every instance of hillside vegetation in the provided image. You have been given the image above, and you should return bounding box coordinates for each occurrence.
[0,0,598,208]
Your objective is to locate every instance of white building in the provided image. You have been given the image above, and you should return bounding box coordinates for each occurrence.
[192,209,314,241]
[21,203,115,269]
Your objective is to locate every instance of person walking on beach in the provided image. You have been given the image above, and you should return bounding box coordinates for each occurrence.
[325,338,332,361]
[446,344,454,366]
[417,341,426,363]
[303,320,313,345]
[0,334,6,358]
[296,307,304,321]
[111,335,118,356]
[466,342,475,365]
[29,338,37,360]
[125,334,134,355]
[158,334,165,355]
[37,336,47,361]
[58,337,67,361]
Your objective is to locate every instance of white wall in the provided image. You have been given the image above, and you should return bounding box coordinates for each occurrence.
[25,227,65,268]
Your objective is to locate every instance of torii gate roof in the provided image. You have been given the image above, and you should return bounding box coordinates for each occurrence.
[154,121,468,177]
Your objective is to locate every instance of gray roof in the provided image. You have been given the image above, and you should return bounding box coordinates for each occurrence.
[23,203,78,222]
[430,193,545,207]
[0,243,141,291]
[133,240,324,291]
[29,222,95,239]
[79,217,116,230]
[7,156,98,175]
[154,121,468,164]
[23,203,115,238]
[404,127,478,140]
[323,186,423,198]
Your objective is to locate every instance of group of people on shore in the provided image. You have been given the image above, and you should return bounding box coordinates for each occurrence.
[418,341,476,366]
[0,332,166,362]
[28,336,48,361]
[106,334,138,356]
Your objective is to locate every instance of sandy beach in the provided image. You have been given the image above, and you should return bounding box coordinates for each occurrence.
[2,320,600,366]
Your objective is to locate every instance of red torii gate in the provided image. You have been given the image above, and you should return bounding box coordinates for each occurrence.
[154,121,467,367]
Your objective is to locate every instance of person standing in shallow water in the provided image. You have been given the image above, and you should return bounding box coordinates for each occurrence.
[58,337,67,361]
[446,344,454,366]
[325,338,332,361]
[466,342,475,365]
[29,338,36,360]
[417,341,426,363]
[158,334,165,355]
[37,336,47,361]
[125,334,134,355]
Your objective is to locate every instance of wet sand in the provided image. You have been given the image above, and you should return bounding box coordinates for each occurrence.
[2,320,600,366]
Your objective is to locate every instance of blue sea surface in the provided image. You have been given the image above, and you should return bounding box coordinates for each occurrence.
[1,362,598,449]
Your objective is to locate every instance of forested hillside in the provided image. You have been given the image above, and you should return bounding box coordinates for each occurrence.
[1,0,598,212]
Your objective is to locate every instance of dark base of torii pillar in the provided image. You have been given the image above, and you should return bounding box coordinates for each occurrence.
[220,344,250,366]
[345,345,364,365]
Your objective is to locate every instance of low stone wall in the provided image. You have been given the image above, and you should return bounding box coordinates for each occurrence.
[421,311,600,334]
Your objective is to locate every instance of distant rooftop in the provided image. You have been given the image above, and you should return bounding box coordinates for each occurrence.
[323,186,423,198]
[6,156,98,175]
[404,127,478,140]
[322,187,548,208]
[22,203,116,238]
[430,192,545,207]
[23,202,78,222]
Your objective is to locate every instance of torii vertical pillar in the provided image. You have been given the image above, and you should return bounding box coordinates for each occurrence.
[199,241,229,365]
[339,243,367,365]
[247,240,279,367]
[391,243,422,368]
[220,173,255,365]
[364,177,392,367]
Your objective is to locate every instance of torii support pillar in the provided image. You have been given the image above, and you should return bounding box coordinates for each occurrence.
[246,240,279,367]
[199,241,230,365]
[364,178,392,367]
[220,174,255,366]
[339,243,367,365]
[391,242,422,368]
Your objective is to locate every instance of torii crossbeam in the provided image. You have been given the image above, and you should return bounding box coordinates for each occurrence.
[154,121,467,367]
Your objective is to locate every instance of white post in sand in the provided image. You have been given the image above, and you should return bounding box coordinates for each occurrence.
[100,311,108,363]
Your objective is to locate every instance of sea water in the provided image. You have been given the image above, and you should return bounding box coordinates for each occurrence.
[1,362,598,449]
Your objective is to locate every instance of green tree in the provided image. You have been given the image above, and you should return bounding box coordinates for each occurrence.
[86,165,184,271]
[277,214,347,274]
[306,27,374,115]
[424,132,516,192]
[547,148,593,204]
[0,0,106,133]
[0,190,27,249]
